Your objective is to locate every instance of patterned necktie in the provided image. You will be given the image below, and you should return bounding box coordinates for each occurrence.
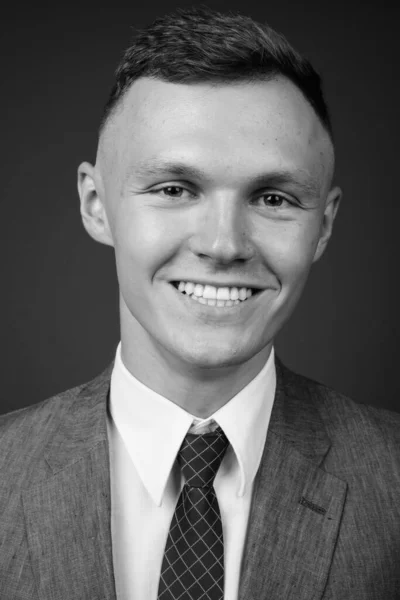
[158,426,229,600]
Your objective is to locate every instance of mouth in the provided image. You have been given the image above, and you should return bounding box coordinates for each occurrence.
[170,280,263,309]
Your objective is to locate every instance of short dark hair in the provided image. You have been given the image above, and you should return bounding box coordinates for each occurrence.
[100,5,332,138]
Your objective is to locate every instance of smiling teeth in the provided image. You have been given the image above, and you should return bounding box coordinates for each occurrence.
[177,281,253,306]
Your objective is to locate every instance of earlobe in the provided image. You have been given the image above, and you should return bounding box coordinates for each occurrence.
[313,186,342,263]
[77,162,114,247]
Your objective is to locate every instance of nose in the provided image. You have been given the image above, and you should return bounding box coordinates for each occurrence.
[188,194,255,264]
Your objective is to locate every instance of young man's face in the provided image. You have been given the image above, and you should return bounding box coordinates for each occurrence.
[79,77,340,371]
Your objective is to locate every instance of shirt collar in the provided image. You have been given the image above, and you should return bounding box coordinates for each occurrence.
[109,343,276,506]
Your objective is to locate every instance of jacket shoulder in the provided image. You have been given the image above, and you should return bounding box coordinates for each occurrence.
[0,374,101,486]
[0,381,83,438]
[279,361,400,463]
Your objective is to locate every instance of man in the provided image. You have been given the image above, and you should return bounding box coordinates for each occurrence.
[0,6,399,600]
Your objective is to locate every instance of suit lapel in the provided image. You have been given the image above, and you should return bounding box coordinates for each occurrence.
[22,365,117,600]
[239,359,348,600]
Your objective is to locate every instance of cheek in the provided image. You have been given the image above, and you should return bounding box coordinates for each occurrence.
[112,204,184,279]
[262,219,320,283]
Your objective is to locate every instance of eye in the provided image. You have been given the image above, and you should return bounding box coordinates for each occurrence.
[160,186,186,197]
[149,185,197,201]
[153,184,199,200]
[258,193,290,208]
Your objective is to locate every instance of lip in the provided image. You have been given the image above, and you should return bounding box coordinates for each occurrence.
[170,280,265,291]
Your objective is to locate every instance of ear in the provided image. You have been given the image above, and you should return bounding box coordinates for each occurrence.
[313,186,342,263]
[77,162,114,247]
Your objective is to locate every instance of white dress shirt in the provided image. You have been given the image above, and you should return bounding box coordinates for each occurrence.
[107,343,276,600]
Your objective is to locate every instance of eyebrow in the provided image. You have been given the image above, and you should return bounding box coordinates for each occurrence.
[129,159,321,197]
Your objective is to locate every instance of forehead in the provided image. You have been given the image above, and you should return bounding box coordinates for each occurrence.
[99,77,333,190]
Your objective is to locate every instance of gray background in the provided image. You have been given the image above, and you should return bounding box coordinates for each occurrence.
[1,0,399,414]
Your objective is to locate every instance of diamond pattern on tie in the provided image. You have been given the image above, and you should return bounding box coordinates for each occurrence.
[158,427,229,600]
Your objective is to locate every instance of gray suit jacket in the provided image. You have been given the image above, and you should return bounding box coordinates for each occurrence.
[0,359,399,600]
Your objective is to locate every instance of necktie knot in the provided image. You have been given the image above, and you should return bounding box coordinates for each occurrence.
[178,426,229,488]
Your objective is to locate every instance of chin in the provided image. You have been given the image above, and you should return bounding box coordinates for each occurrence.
[174,338,260,370]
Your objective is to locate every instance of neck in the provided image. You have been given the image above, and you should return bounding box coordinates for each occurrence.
[120,333,272,419]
